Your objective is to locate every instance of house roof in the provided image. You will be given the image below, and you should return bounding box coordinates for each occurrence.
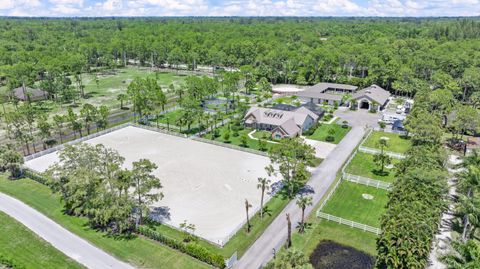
[11,86,47,101]
[271,103,297,111]
[276,118,301,137]
[244,106,318,136]
[301,101,326,116]
[352,84,390,105]
[297,91,343,101]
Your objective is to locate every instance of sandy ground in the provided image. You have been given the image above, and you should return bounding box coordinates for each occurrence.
[272,84,306,94]
[303,139,337,159]
[25,126,275,246]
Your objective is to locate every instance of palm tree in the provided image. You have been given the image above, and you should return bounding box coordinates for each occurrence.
[245,199,252,233]
[257,177,271,219]
[296,195,313,233]
[442,240,480,268]
[286,213,292,248]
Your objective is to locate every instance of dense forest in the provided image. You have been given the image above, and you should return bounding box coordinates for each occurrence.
[0,17,480,103]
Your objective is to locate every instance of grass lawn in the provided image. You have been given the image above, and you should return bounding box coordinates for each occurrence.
[289,177,377,258]
[272,95,299,105]
[151,194,290,258]
[306,123,351,144]
[345,152,399,183]
[292,220,378,257]
[0,211,84,269]
[0,175,211,269]
[363,131,411,154]
[321,181,388,227]
[203,126,277,152]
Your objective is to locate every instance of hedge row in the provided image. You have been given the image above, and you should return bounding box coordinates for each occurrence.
[22,169,49,186]
[137,226,225,268]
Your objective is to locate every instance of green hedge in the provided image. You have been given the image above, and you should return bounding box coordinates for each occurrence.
[0,254,24,269]
[137,226,225,268]
[22,169,49,186]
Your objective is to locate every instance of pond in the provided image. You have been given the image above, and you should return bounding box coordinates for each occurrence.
[310,240,375,269]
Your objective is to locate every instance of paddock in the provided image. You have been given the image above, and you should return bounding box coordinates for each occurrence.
[24,126,276,246]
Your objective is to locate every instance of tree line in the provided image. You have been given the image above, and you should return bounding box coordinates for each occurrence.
[1,18,480,104]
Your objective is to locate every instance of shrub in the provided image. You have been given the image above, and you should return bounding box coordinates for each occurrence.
[0,254,24,269]
[325,135,335,142]
[341,121,349,128]
[137,226,225,268]
[379,121,386,129]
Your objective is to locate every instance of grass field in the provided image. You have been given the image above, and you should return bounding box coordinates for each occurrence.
[363,131,411,154]
[306,123,351,144]
[0,211,84,269]
[0,67,188,118]
[0,175,211,269]
[321,181,388,227]
[345,152,400,183]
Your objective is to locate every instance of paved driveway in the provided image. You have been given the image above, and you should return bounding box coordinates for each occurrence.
[0,192,135,269]
[334,107,381,128]
[234,125,367,269]
[303,138,337,159]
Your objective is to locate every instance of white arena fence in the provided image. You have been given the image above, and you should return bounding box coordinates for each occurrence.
[191,136,268,157]
[358,146,405,159]
[24,123,131,162]
[316,212,381,235]
[343,173,391,190]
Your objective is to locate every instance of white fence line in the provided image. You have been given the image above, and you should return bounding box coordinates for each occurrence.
[24,123,131,162]
[358,146,405,159]
[343,173,391,190]
[191,136,268,157]
[318,177,343,211]
[316,212,381,235]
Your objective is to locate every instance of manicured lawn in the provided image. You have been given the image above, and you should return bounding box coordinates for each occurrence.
[321,181,388,227]
[306,123,351,144]
[292,220,378,257]
[152,194,290,258]
[363,131,412,154]
[203,126,277,152]
[0,175,211,269]
[345,152,400,183]
[272,95,299,105]
[0,211,84,269]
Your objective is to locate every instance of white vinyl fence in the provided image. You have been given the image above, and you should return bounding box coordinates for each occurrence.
[343,173,391,190]
[317,212,381,235]
[358,146,405,159]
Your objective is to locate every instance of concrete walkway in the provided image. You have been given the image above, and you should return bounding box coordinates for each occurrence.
[0,192,135,269]
[234,125,366,269]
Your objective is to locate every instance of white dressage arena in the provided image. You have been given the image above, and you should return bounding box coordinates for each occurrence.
[25,126,275,246]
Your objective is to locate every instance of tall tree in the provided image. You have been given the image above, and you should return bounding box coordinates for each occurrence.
[257,177,271,219]
[131,159,162,226]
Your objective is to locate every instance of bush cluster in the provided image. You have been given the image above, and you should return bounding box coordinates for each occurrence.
[137,226,225,268]
[0,254,24,269]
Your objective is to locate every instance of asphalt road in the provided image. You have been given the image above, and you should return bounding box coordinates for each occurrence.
[0,192,135,269]
[234,125,366,269]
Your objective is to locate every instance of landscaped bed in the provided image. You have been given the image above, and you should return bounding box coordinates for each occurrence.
[309,240,375,269]
[0,211,83,269]
[306,123,351,144]
[203,125,278,152]
[321,181,388,227]
[363,131,411,153]
[345,152,399,183]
